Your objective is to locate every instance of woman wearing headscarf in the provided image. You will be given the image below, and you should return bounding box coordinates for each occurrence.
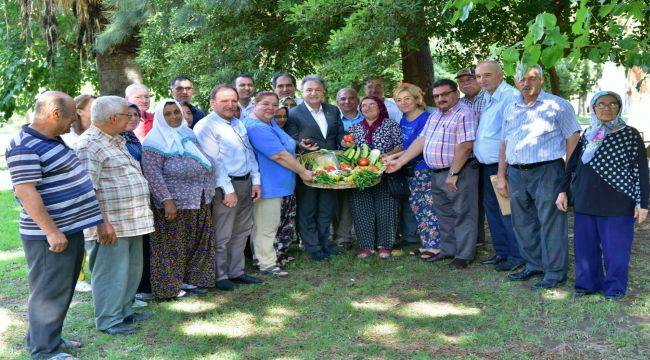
[141,100,216,299]
[62,95,95,148]
[556,91,649,300]
[343,96,403,259]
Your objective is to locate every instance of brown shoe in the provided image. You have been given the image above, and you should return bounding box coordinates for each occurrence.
[449,258,468,270]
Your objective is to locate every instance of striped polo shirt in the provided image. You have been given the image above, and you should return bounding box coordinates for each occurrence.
[5,125,103,240]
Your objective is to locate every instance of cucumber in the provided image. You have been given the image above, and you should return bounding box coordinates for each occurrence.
[344,147,356,158]
[360,144,370,158]
[353,147,361,161]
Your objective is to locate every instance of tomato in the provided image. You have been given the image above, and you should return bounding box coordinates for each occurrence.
[357,157,369,166]
[343,134,355,143]
[314,169,327,175]
[369,165,379,172]
[340,163,352,171]
[326,165,336,172]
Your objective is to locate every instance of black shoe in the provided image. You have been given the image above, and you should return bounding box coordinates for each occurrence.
[309,251,328,261]
[322,246,342,256]
[425,253,453,262]
[506,269,544,281]
[495,259,525,272]
[231,274,263,284]
[187,287,208,295]
[480,255,505,265]
[102,323,135,335]
[531,278,566,290]
[215,279,237,291]
[449,258,469,270]
[605,291,625,301]
[573,290,596,299]
[336,242,354,251]
[123,312,152,324]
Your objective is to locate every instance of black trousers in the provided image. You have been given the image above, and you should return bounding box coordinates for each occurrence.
[23,232,84,359]
[295,181,337,254]
[137,234,151,293]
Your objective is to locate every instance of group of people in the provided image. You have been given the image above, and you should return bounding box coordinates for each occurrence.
[6,62,648,359]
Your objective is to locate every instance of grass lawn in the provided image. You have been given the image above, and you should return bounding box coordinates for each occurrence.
[0,189,648,359]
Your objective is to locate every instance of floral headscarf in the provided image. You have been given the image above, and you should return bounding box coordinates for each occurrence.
[581,91,626,164]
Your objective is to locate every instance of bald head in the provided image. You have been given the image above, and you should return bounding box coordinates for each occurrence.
[32,91,76,137]
[476,60,505,94]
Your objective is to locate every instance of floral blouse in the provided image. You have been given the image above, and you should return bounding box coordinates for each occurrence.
[349,118,403,154]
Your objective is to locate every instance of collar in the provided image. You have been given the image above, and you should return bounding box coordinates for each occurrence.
[88,124,124,145]
[210,111,238,126]
[23,124,59,142]
[488,81,510,101]
[238,101,253,110]
[515,90,547,107]
[440,101,463,115]
[341,112,362,121]
[307,104,324,115]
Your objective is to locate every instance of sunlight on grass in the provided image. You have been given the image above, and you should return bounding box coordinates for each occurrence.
[542,289,571,301]
[360,321,401,342]
[0,249,22,262]
[0,307,22,350]
[350,296,400,312]
[398,301,481,318]
[168,299,222,314]
[182,312,255,338]
[262,306,298,327]
[438,333,465,344]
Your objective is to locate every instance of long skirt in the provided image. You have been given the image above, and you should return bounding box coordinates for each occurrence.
[350,180,398,250]
[408,168,441,250]
[274,194,297,255]
[150,202,215,299]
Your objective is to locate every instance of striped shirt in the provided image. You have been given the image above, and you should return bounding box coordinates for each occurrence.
[460,89,487,116]
[5,125,103,240]
[502,91,581,165]
[75,125,154,240]
[421,102,477,169]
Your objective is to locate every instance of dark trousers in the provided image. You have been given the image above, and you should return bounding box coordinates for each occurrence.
[137,234,151,293]
[481,163,522,262]
[430,161,479,260]
[350,180,398,250]
[477,166,486,243]
[23,232,84,359]
[508,160,568,281]
[574,213,635,296]
[296,181,336,254]
[399,195,419,244]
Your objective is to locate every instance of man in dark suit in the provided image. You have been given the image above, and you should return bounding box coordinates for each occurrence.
[285,75,345,261]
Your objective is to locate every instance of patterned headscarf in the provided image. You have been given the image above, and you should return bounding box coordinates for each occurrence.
[360,96,389,146]
[581,91,626,163]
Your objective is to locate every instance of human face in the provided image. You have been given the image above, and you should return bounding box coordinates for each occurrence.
[475,63,503,94]
[274,107,288,128]
[125,107,140,131]
[210,88,239,120]
[283,98,297,109]
[302,81,325,108]
[593,95,620,122]
[110,105,131,134]
[77,98,94,132]
[364,79,385,99]
[235,76,254,101]
[274,76,296,98]
[126,88,151,113]
[253,95,279,122]
[171,79,194,102]
[336,90,359,115]
[395,90,418,115]
[56,99,78,136]
[515,67,544,102]
[457,75,482,98]
[181,104,194,126]
[360,99,380,122]
[432,85,460,112]
[163,103,183,128]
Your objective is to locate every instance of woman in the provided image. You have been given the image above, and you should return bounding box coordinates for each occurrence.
[62,94,95,148]
[344,96,403,259]
[556,91,648,300]
[279,96,297,109]
[180,101,195,127]
[393,83,441,260]
[273,106,297,265]
[246,91,313,276]
[123,104,144,162]
[141,100,216,299]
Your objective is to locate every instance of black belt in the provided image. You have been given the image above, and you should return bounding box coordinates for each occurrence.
[432,158,477,174]
[229,173,250,181]
[510,159,562,170]
[432,167,450,174]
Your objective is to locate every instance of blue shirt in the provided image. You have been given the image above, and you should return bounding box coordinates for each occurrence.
[5,125,103,240]
[341,112,363,132]
[474,81,519,164]
[502,91,581,165]
[400,111,429,171]
[246,119,297,199]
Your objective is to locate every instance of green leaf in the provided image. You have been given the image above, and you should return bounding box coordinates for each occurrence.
[573,34,590,49]
[619,36,637,50]
[522,44,541,67]
[572,7,589,35]
[598,1,618,18]
[588,48,602,63]
[540,46,564,68]
[501,47,520,63]
[538,12,556,28]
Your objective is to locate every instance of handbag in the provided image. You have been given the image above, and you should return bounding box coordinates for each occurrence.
[386,171,410,199]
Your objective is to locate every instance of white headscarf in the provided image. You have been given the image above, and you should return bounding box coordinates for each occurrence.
[142,99,212,171]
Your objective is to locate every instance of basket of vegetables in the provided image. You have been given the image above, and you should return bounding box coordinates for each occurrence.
[299,144,386,190]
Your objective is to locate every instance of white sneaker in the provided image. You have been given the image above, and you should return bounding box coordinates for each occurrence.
[132,299,148,308]
[75,280,92,292]
[135,292,153,301]
[180,283,197,290]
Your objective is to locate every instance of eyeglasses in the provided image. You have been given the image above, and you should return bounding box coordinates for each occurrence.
[360,103,379,109]
[275,115,288,119]
[595,102,620,110]
[432,90,456,99]
[174,86,194,92]
[116,113,139,118]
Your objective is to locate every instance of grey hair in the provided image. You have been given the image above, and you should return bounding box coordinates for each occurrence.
[336,87,358,99]
[515,63,544,82]
[124,83,150,98]
[477,60,504,73]
[301,75,326,90]
[91,96,129,125]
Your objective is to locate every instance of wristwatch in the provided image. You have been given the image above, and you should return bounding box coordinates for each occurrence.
[448,169,459,177]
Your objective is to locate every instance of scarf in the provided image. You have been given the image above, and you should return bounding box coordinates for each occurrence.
[360,96,390,147]
[581,91,626,164]
[142,99,212,172]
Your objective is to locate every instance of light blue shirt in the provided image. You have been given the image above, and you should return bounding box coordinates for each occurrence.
[341,112,363,132]
[193,112,261,194]
[501,91,581,165]
[474,81,519,164]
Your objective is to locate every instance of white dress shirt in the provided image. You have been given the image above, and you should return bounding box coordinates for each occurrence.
[238,101,255,119]
[384,98,403,123]
[308,104,328,138]
[193,112,261,194]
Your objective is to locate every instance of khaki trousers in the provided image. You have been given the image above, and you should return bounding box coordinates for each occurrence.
[252,197,283,271]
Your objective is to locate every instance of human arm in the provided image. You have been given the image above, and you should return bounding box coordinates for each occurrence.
[556,137,583,212]
[194,121,237,207]
[141,150,177,220]
[13,183,69,252]
[445,141,473,192]
[242,124,262,201]
[270,151,313,181]
[496,140,509,198]
[635,129,649,223]
[385,137,424,173]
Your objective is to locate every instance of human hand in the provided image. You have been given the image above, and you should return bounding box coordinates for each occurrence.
[299,139,319,151]
[97,221,117,245]
[555,193,568,212]
[299,170,314,182]
[46,230,68,253]
[341,139,355,148]
[252,185,262,201]
[223,192,238,208]
[385,159,403,174]
[496,175,509,198]
[445,175,458,192]
[635,208,648,224]
[163,200,178,221]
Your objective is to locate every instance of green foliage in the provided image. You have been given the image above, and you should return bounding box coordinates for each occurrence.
[542,59,603,100]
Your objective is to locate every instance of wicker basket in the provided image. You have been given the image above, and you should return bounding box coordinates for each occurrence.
[299,150,385,189]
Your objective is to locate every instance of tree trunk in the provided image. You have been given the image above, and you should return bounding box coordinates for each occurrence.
[96,36,142,96]
[548,66,561,96]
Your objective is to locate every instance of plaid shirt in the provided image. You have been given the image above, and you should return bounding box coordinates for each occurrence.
[421,101,477,169]
[460,89,487,117]
[75,125,154,240]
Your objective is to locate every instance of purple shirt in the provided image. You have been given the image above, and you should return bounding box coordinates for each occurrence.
[421,102,477,169]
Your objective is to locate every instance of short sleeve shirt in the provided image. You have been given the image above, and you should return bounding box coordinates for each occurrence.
[421,102,477,169]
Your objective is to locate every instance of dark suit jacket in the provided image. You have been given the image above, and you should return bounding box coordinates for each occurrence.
[285,102,344,152]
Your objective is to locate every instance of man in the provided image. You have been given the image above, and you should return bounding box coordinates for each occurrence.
[76,96,155,335]
[272,72,303,104]
[457,67,487,248]
[364,77,403,122]
[496,64,581,290]
[233,73,255,119]
[386,79,479,269]
[472,61,524,272]
[124,83,154,141]
[285,75,345,261]
[194,84,263,290]
[333,88,363,249]
[5,91,104,359]
[169,75,206,128]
